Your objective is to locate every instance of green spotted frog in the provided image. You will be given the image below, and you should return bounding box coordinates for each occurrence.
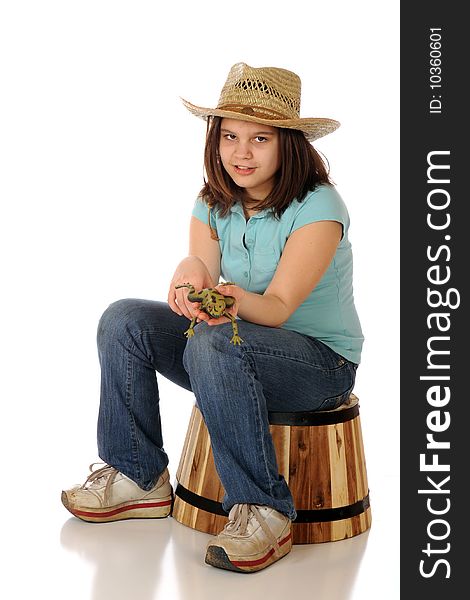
[174,282,244,345]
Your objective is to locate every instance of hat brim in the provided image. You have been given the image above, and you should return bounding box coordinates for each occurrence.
[181,98,340,142]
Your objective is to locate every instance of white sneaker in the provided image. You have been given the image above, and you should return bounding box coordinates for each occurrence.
[61,463,173,523]
[205,504,292,572]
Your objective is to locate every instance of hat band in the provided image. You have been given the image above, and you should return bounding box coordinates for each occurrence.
[217,103,296,121]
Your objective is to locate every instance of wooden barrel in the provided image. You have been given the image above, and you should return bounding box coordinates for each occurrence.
[172,394,371,544]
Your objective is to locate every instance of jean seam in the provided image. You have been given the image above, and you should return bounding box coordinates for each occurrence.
[244,348,349,375]
[243,354,277,500]
[131,326,186,336]
[127,326,187,346]
[126,341,141,482]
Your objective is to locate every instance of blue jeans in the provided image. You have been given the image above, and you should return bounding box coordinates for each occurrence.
[96,299,358,521]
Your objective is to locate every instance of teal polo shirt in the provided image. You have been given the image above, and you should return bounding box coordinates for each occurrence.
[192,184,364,364]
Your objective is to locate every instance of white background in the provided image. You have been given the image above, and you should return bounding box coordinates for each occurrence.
[1,1,399,598]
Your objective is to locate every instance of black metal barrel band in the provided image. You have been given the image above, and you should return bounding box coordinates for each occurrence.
[175,483,370,523]
[267,402,359,426]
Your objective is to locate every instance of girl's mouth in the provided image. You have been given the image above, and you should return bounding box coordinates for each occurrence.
[233,165,256,175]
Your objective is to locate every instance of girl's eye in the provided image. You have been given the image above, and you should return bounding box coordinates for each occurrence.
[221,133,269,142]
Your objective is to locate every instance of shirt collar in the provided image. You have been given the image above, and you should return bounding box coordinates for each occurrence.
[230,201,272,219]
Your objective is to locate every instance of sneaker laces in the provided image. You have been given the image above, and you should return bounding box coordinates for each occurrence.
[225,504,281,557]
[81,463,119,505]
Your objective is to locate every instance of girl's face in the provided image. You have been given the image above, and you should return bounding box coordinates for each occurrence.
[218,118,281,202]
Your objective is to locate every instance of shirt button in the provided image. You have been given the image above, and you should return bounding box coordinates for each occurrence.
[243,271,248,277]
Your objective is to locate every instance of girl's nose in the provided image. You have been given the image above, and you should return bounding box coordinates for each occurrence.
[233,140,252,159]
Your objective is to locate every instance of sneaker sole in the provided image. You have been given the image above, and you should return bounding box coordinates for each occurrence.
[61,491,173,523]
[205,532,292,573]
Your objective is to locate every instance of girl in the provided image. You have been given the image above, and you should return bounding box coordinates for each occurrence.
[62,62,364,573]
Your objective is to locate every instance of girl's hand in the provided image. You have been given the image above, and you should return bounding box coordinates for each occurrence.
[167,256,214,320]
[196,283,246,326]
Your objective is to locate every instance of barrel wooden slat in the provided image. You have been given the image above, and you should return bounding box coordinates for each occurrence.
[175,406,197,485]
[270,424,290,478]
[354,416,369,497]
[326,423,348,542]
[174,407,202,528]
[172,408,227,533]
[344,417,359,502]
[192,416,224,532]
[187,416,209,529]
[288,420,335,543]
[172,394,371,544]
[329,422,349,508]
[292,424,331,508]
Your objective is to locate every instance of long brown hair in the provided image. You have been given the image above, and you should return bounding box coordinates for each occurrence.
[199,116,332,219]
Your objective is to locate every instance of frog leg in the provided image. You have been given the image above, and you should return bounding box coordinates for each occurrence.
[183,317,197,339]
[223,311,244,345]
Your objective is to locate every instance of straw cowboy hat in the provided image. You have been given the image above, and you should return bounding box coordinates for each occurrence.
[181,62,340,142]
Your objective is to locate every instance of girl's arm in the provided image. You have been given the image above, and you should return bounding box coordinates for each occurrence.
[188,216,221,285]
[168,216,221,319]
[200,220,342,327]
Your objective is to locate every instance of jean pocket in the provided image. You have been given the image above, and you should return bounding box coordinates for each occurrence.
[317,362,357,411]
[316,391,349,412]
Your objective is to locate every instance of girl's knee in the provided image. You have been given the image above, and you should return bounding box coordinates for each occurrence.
[97,299,143,346]
[183,322,237,371]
